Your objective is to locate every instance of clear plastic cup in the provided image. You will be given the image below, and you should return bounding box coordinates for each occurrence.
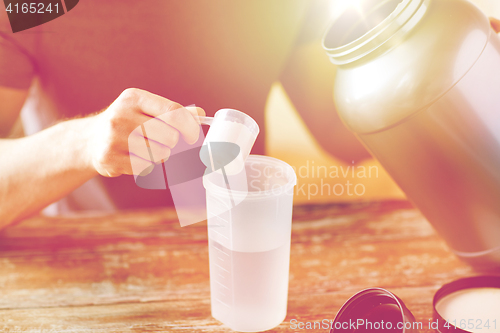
[200,109,259,175]
[203,155,297,332]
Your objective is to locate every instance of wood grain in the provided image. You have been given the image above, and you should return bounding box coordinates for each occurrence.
[0,201,475,332]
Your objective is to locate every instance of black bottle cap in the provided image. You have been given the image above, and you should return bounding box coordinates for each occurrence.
[330,288,419,333]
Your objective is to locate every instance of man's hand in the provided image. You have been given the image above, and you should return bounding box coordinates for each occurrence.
[85,88,205,177]
[0,87,205,225]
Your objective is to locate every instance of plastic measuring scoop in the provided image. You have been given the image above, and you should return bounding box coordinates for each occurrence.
[198,116,214,126]
[198,109,259,176]
[203,155,297,332]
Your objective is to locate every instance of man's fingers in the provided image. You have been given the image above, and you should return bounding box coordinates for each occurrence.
[141,117,180,148]
[119,88,203,145]
[118,88,177,118]
[128,153,155,176]
[186,106,206,118]
[128,133,154,162]
[157,108,201,145]
[120,88,205,120]
[490,17,500,33]
[128,131,172,163]
[95,88,204,178]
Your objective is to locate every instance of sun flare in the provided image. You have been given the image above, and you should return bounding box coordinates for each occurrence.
[329,0,365,20]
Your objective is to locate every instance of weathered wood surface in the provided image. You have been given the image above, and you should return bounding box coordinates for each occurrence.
[0,201,474,332]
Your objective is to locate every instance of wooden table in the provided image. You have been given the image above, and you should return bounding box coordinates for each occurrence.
[0,201,475,332]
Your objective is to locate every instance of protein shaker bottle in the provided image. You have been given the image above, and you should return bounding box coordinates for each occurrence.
[323,0,500,268]
[204,155,297,332]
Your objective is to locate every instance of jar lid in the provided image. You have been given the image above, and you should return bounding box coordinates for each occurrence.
[432,276,500,333]
[329,288,419,333]
[330,277,500,333]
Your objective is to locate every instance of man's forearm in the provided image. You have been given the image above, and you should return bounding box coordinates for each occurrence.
[0,87,205,227]
[0,116,98,226]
